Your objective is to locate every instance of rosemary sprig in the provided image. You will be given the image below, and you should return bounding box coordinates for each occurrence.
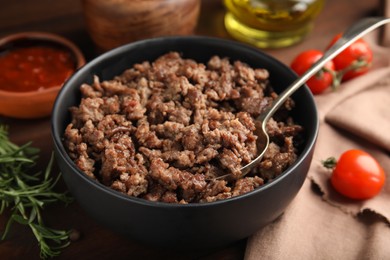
[0,125,73,259]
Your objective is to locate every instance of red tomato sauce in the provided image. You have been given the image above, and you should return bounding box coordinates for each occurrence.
[0,46,75,92]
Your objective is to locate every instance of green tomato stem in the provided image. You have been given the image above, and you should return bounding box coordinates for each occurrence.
[322,157,338,169]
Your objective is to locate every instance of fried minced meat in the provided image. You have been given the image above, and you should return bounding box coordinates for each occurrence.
[63,52,303,203]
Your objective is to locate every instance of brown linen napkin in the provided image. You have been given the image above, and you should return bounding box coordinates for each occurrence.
[245,30,390,259]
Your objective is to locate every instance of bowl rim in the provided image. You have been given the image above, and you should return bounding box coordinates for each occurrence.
[52,35,319,208]
[0,31,86,96]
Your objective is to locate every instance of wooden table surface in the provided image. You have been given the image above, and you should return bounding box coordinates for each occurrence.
[0,0,381,259]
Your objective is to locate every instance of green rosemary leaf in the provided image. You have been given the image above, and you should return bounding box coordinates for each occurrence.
[11,213,30,225]
[1,211,15,240]
[0,125,73,259]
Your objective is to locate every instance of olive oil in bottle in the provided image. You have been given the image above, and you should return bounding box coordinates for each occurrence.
[224,0,325,48]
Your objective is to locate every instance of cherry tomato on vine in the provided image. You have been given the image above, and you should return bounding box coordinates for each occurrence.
[290,50,336,95]
[327,33,373,81]
[325,149,386,200]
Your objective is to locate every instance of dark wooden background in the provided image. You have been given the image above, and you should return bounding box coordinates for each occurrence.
[0,0,381,259]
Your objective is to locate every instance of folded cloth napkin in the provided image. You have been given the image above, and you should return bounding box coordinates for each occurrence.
[245,29,390,259]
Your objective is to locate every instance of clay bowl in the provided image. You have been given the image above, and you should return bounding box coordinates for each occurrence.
[81,0,201,52]
[0,32,85,119]
[51,36,318,250]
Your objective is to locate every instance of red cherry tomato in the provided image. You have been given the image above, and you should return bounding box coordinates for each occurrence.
[327,33,373,81]
[290,50,335,95]
[330,149,386,200]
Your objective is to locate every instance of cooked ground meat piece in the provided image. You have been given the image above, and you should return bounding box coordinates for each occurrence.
[64,52,303,203]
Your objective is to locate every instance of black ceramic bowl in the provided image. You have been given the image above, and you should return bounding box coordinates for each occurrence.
[51,36,318,250]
